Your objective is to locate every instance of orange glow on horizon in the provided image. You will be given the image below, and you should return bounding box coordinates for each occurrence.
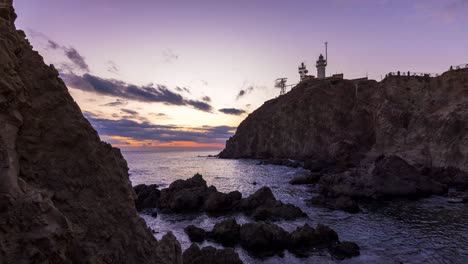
[104,135,224,149]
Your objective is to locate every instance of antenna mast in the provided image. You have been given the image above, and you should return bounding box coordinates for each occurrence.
[325,41,328,66]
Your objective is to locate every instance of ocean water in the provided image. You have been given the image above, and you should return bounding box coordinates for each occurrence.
[123,150,468,264]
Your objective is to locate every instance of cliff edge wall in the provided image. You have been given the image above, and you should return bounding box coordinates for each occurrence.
[0,2,179,263]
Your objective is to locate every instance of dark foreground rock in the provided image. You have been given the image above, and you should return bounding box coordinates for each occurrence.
[184,218,360,260]
[183,244,243,264]
[0,2,180,263]
[134,174,307,221]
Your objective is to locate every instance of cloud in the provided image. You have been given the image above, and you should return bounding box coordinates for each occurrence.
[107,60,120,74]
[219,108,246,115]
[202,96,211,102]
[100,99,127,107]
[84,113,235,144]
[162,48,179,63]
[150,113,168,117]
[175,86,191,94]
[29,30,89,72]
[60,72,213,112]
[236,86,254,100]
[121,108,139,116]
[63,47,89,72]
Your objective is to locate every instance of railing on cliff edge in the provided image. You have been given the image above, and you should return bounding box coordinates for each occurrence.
[385,63,468,79]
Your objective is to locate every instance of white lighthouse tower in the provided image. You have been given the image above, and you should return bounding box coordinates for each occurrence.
[316,42,328,79]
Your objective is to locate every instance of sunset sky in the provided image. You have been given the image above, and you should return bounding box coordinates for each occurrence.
[13,0,468,150]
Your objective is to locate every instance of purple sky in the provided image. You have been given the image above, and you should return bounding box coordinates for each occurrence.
[12,0,468,149]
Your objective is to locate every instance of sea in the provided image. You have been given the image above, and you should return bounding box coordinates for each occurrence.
[123,150,468,264]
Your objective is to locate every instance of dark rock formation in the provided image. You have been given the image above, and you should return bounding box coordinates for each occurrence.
[219,70,468,186]
[184,225,207,243]
[257,158,301,168]
[211,218,240,246]
[203,190,242,213]
[158,173,216,212]
[289,172,321,185]
[239,186,307,220]
[239,222,290,256]
[0,2,181,263]
[330,241,360,260]
[319,155,448,200]
[183,244,243,264]
[184,219,359,260]
[136,174,307,221]
[134,184,161,210]
[310,155,448,212]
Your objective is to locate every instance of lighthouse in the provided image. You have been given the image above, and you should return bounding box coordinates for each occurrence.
[316,42,328,79]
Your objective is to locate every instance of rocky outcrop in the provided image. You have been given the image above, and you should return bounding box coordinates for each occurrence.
[134,184,161,210]
[0,2,179,263]
[309,155,449,212]
[318,155,448,200]
[183,244,243,264]
[219,68,468,179]
[135,174,307,221]
[184,218,360,260]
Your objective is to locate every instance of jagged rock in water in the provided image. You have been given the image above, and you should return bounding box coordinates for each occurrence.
[0,2,180,263]
[184,225,207,243]
[184,220,359,260]
[183,244,243,264]
[319,155,448,200]
[143,174,306,220]
[219,70,468,185]
[157,173,218,212]
[210,218,241,246]
[240,186,307,220]
[134,184,161,210]
[330,241,360,260]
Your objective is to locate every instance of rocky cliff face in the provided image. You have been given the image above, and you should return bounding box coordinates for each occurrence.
[0,2,179,263]
[220,69,468,172]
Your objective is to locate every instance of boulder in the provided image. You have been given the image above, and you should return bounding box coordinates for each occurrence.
[371,155,448,197]
[289,224,316,249]
[155,232,183,264]
[183,244,243,264]
[251,201,307,221]
[157,174,217,212]
[134,184,160,210]
[184,225,207,243]
[314,224,339,246]
[330,241,360,260]
[203,191,242,212]
[316,155,449,208]
[238,187,276,211]
[239,186,307,220]
[210,218,240,246]
[239,222,290,254]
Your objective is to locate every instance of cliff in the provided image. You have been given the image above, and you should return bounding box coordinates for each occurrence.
[220,69,468,172]
[0,2,179,263]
